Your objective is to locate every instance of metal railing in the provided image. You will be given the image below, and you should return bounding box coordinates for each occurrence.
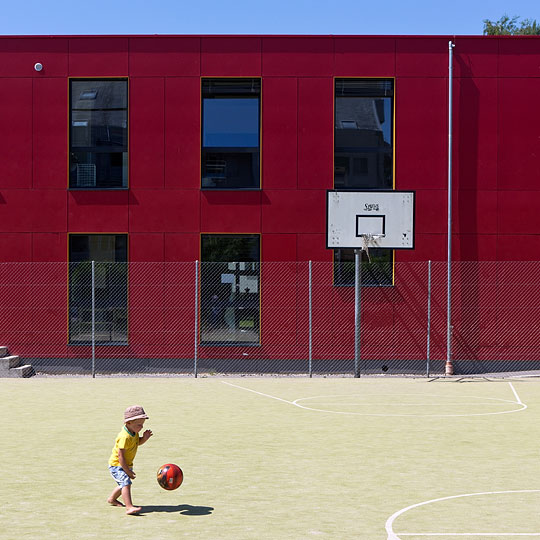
[1,261,540,376]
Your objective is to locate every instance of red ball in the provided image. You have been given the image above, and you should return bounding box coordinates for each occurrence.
[157,463,183,491]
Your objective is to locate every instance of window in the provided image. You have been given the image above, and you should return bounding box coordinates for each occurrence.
[334,248,393,287]
[69,79,128,189]
[200,234,260,344]
[68,234,128,344]
[335,79,393,189]
[202,79,261,189]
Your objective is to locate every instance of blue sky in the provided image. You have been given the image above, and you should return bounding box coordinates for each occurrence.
[1,0,539,35]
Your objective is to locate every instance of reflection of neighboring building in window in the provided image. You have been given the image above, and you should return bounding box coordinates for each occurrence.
[335,97,393,189]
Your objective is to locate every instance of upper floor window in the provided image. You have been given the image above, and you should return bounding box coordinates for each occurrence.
[334,79,394,189]
[69,79,128,189]
[202,79,261,189]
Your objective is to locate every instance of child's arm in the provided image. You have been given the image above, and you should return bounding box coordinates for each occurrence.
[118,449,136,479]
[139,429,153,446]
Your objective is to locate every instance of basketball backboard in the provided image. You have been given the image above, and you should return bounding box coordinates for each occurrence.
[326,190,415,249]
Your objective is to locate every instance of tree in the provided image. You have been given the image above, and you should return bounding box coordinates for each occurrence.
[483,14,540,35]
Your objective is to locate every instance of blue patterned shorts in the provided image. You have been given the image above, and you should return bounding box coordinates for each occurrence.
[109,466,132,487]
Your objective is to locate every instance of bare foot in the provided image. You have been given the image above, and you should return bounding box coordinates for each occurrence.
[126,506,142,515]
[107,498,125,507]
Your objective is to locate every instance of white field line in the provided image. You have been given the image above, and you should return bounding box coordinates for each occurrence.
[398,534,540,536]
[385,490,540,540]
[220,381,295,405]
[509,382,523,404]
[222,385,527,417]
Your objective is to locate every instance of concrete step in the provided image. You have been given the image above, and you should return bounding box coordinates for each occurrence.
[0,355,21,370]
[7,365,35,378]
[0,346,8,357]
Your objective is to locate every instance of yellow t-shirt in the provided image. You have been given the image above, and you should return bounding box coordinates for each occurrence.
[108,426,140,467]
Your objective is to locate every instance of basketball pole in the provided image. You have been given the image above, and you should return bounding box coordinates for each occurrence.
[354,248,362,378]
[446,41,455,376]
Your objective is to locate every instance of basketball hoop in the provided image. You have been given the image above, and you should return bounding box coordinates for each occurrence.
[360,234,385,262]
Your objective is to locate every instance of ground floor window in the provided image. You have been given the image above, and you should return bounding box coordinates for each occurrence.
[334,248,393,286]
[68,234,128,344]
[201,234,260,345]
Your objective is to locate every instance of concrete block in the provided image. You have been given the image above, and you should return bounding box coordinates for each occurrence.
[0,356,20,370]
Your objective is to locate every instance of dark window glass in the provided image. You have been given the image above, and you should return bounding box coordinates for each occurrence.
[334,248,393,287]
[70,79,128,189]
[201,235,260,344]
[202,79,260,189]
[335,79,393,189]
[68,235,128,344]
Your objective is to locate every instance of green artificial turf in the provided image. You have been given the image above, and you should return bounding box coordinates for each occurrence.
[1,376,539,539]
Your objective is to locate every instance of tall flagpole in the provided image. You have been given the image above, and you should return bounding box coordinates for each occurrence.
[446,40,455,376]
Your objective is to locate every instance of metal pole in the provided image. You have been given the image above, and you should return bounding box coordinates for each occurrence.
[308,260,313,378]
[194,260,199,378]
[426,260,432,377]
[91,260,95,378]
[446,41,455,376]
[354,249,362,378]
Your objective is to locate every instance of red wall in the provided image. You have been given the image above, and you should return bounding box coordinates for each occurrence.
[1,35,539,364]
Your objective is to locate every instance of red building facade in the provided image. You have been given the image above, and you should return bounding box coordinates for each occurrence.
[1,35,539,373]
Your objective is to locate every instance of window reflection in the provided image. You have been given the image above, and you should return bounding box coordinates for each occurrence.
[68,235,128,344]
[69,79,128,189]
[200,235,260,344]
[335,79,393,189]
[334,248,393,287]
[202,79,260,189]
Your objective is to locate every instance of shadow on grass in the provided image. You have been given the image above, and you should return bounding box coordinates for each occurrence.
[141,504,214,516]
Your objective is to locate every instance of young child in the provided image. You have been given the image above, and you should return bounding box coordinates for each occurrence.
[107,405,153,515]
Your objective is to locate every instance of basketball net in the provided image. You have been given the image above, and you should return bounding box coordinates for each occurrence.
[360,234,385,263]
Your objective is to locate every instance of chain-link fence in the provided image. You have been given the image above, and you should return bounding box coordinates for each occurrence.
[1,261,540,376]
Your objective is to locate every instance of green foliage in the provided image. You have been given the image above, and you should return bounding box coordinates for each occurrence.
[483,14,540,35]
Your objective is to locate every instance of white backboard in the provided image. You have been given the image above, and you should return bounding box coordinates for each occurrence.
[326,190,415,249]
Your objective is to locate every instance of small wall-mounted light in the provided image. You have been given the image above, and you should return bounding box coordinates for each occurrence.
[34,63,43,72]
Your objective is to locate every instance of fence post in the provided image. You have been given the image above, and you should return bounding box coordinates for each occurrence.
[354,249,362,378]
[426,260,432,377]
[91,260,95,378]
[308,261,312,378]
[194,260,199,378]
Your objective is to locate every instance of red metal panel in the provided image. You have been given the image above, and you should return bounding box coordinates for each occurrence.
[454,234,498,261]
[0,37,68,77]
[453,37,498,78]
[129,233,165,262]
[498,191,540,234]
[262,37,333,77]
[453,77,498,191]
[262,190,326,234]
[68,37,128,76]
[395,77,447,190]
[0,78,32,188]
[454,190,497,234]
[32,233,67,262]
[498,235,540,261]
[129,37,200,76]
[129,189,200,233]
[164,233,199,261]
[0,233,32,262]
[499,78,540,190]
[297,78,333,190]
[68,191,128,232]
[201,191,261,232]
[396,37,449,78]
[414,189,447,234]
[499,37,540,77]
[262,234,297,261]
[0,190,66,232]
[130,77,165,188]
[296,233,329,262]
[334,37,396,76]
[201,37,261,76]
[165,77,200,189]
[262,77,297,189]
[33,78,67,189]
